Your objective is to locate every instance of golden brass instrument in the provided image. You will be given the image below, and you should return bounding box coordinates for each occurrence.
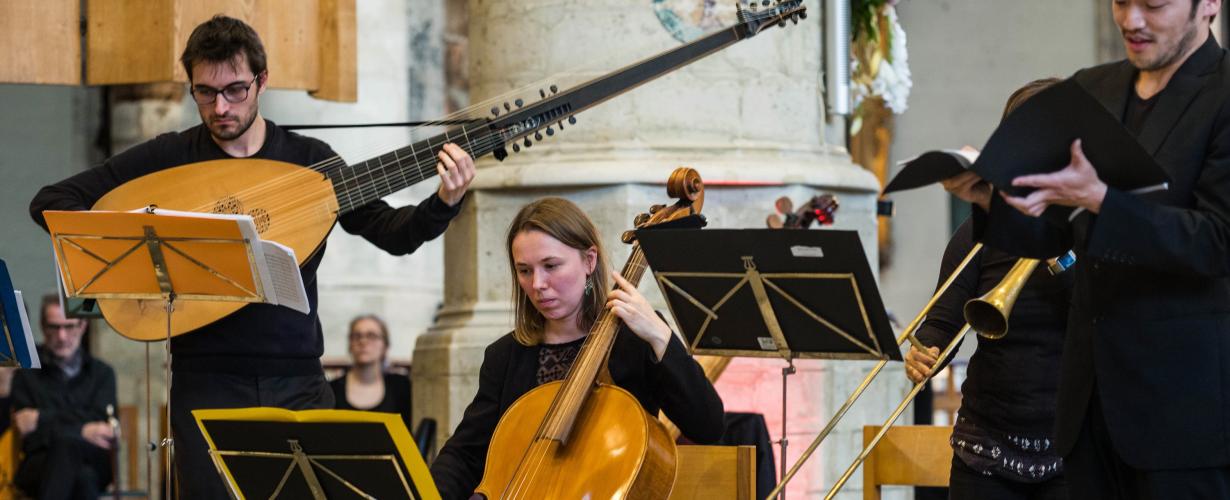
[964,258,1041,339]
[815,252,1068,499]
[766,243,985,499]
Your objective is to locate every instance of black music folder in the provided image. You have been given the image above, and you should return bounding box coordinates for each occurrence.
[971,78,1169,220]
[882,149,976,195]
[195,408,439,499]
[636,228,899,361]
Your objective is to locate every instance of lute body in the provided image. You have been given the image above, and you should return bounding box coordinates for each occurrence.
[91,159,337,340]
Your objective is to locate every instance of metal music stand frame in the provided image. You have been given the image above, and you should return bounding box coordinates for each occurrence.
[637,228,898,500]
[194,408,439,500]
[45,207,269,500]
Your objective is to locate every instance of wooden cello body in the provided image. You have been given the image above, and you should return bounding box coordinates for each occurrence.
[476,382,677,498]
[474,167,704,499]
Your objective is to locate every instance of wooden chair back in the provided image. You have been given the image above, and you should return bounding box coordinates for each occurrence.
[862,425,953,500]
[669,445,756,500]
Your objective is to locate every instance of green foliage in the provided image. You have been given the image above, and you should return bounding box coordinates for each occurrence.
[852,0,894,62]
[852,0,888,39]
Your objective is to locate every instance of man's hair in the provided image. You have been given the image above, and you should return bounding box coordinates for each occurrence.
[1002,78,1063,120]
[180,15,267,82]
[1190,0,1218,22]
[39,294,59,327]
[505,197,611,346]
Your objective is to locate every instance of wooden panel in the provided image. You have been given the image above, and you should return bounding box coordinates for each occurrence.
[862,425,952,496]
[87,0,352,102]
[670,445,756,500]
[254,0,320,90]
[0,0,81,84]
[87,0,175,84]
[309,0,356,102]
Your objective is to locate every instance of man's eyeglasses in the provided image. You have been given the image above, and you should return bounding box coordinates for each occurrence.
[190,75,260,105]
[348,331,384,343]
[42,322,83,333]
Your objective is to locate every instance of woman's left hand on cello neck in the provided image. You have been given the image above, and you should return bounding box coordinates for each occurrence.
[607,270,671,361]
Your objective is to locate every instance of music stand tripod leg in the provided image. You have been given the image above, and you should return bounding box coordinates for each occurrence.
[779,358,795,500]
[143,225,176,500]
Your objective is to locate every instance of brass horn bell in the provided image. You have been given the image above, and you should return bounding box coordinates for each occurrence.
[963,258,1040,339]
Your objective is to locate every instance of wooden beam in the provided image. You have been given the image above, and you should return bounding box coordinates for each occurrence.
[87,0,176,85]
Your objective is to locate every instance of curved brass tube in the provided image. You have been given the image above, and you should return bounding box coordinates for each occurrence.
[765,243,984,500]
[820,252,1068,499]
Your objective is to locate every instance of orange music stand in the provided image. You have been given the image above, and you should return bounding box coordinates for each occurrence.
[43,206,307,500]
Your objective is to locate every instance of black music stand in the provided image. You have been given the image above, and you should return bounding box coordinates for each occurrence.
[194,408,439,500]
[636,228,897,500]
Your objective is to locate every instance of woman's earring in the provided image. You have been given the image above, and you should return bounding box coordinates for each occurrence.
[584,275,593,295]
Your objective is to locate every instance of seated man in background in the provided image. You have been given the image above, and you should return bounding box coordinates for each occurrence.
[11,295,117,500]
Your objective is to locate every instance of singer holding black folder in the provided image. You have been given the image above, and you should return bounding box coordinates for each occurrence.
[944,1,1230,498]
[908,79,1072,500]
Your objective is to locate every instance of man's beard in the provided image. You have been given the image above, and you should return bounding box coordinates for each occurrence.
[1128,19,1200,72]
[210,107,258,141]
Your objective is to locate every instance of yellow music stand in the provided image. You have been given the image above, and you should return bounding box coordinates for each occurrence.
[43,207,277,500]
[194,408,440,500]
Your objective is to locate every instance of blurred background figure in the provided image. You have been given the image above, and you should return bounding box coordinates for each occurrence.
[11,294,116,500]
[330,314,413,430]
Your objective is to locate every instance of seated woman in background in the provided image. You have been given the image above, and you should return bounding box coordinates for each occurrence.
[330,315,413,430]
[429,197,725,499]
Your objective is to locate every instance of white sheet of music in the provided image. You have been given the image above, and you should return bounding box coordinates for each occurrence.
[256,240,310,315]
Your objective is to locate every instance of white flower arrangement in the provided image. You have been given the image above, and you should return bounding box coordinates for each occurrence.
[856,2,915,135]
[852,5,913,116]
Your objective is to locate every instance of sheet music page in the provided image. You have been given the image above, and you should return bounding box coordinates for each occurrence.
[259,241,310,315]
[11,291,39,369]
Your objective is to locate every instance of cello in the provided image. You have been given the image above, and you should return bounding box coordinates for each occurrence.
[473,167,704,499]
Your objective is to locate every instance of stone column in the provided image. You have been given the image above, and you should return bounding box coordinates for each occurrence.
[415,1,899,497]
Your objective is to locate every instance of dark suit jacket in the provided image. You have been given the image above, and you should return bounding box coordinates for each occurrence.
[975,34,1230,470]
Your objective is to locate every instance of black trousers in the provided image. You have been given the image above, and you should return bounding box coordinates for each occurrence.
[1066,391,1230,500]
[949,454,1066,500]
[15,434,112,500]
[170,370,334,500]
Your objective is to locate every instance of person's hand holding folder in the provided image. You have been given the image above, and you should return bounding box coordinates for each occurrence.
[1001,139,1109,217]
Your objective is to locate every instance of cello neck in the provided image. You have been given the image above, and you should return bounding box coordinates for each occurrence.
[536,244,651,445]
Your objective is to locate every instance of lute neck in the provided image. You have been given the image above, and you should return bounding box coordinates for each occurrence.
[325,15,760,214]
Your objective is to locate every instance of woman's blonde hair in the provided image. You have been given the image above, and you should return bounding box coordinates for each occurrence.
[506,198,611,346]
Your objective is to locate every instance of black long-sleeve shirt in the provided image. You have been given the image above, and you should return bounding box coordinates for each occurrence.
[916,219,1071,436]
[429,328,726,500]
[11,347,117,454]
[28,121,461,375]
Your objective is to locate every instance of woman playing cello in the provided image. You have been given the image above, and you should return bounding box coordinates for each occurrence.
[429,197,725,499]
